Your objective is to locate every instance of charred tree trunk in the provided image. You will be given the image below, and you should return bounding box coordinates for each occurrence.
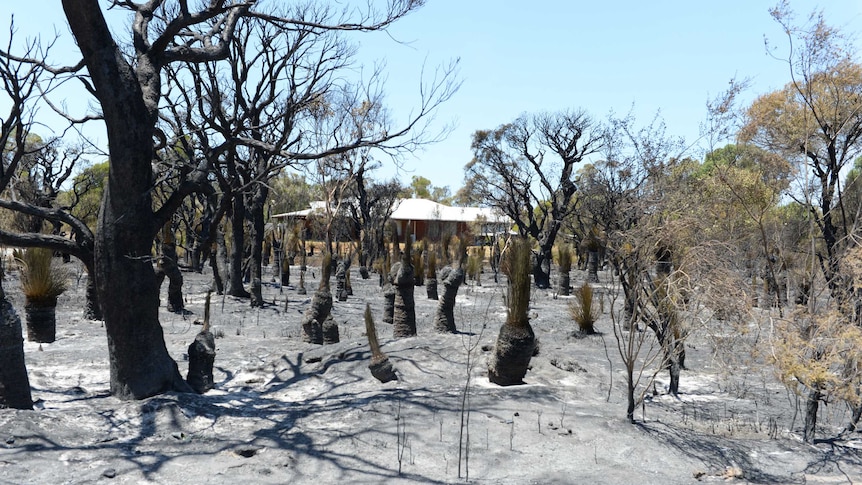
[227,194,250,298]
[383,280,395,324]
[490,236,502,283]
[433,265,464,333]
[426,275,438,300]
[391,251,416,338]
[587,250,600,283]
[187,330,215,393]
[322,315,339,345]
[625,367,636,423]
[63,3,192,399]
[156,239,184,313]
[210,230,229,295]
[97,187,191,399]
[532,248,552,289]
[804,387,821,443]
[557,271,571,297]
[488,323,536,386]
[358,228,371,280]
[0,284,32,409]
[301,254,333,345]
[24,297,57,343]
[297,237,307,295]
[84,272,102,320]
[187,292,215,394]
[280,251,290,287]
[667,352,681,396]
[336,256,350,302]
[248,185,268,307]
[426,251,439,300]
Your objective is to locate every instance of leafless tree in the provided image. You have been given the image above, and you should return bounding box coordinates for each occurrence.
[465,110,602,288]
[14,0,451,399]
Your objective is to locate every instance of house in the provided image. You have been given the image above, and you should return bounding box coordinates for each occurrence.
[272,198,510,243]
[388,198,509,243]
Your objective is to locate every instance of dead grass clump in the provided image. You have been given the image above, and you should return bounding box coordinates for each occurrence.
[17,248,69,305]
[569,282,596,335]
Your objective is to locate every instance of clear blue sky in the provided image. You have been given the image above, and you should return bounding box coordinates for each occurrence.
[5,1,862,193]
[356,0,862,192]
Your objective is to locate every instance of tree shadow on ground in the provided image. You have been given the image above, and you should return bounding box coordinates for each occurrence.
[636,420,819,484]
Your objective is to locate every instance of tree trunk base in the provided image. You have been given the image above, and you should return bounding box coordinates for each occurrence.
[558,274,571,296]
[488,323,536,386]
[25,302,57,344]
[426,278,438,300]
[187,330,216,394]
[323,316,339,344]
[369,355,398,383]
[302,320,322,345]
[0,297,32,409]
[383,284,395,324]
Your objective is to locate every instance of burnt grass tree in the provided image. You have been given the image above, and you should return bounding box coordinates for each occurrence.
[488,237,537,385]
[18,247,68,344]
[413,240,425,286]
[0,279,32,409]
[336,253,351,302]
[391,239,417,338]
[186,291,215,394]
[382,240,397,324]
[364,303,397,383]
[426,249,439,300]
[434,241,467,333]
[301,252,335,345]
[154,226,184,313]
[557,244,573,296]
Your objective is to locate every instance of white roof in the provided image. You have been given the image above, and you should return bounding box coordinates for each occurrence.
[390,198,509,224]
[272,201,327,219]
[274,198,509,225]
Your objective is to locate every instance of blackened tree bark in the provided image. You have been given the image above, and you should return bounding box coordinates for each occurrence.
[227,184,251,298]
[187,292,215,394]
[336,255,351,302]
[249,184,269,307]
[155,228,184,313]
[391,245,416,338]
[59,0,249,398]
[211,228,229,295]
[301,253,333,345]
[0,283,32,409]
[804,388,821,443]
[426,250,439,300]
[433,264,464,333]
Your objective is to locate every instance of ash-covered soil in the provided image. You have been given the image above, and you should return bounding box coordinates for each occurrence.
[1,261,861,484]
